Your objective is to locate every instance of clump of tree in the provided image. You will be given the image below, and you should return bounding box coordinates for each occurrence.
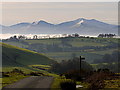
[18,35,26,40]
[72,33,79,37]
[93,51,120,64]
[93,51,120,73]
[98,34,116,38]
[93,62,120,73]
[8,35,19,41]
[3,35,27,42]
[50,57,93,81]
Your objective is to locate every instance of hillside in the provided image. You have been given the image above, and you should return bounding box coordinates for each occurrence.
[1,43,54,67]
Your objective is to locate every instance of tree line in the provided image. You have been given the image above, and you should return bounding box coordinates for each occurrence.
[98,34,116,38]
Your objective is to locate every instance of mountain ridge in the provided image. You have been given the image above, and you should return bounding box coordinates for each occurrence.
[1,18,117,27]
[1,18,118,36]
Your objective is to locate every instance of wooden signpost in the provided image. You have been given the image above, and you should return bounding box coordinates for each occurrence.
[79,56,85,78]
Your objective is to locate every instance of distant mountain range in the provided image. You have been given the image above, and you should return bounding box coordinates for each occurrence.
[1,18,118,36]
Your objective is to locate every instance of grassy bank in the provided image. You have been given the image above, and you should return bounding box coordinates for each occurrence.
[2,74,27,87]
[2,64,52,88]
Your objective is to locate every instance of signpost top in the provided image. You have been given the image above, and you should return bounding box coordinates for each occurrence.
[80,56,85,60]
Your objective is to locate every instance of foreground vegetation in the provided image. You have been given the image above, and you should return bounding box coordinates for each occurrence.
[2,66,120,89]
[51,70,120,89]
[50,57,120,89]
[1,37,120,89]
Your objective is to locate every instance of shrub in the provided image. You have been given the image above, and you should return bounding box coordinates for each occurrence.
[29,72,44,76]
[86,69,113,89]
[11,68,24,74]
[64,69,89,81]
[2,72,10,77]
[29,72,39,76]
[89,80,105,89]
[60,80,76,90]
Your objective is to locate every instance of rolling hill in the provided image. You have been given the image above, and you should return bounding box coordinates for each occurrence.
[1,43,54,67]
[3,37,119,63]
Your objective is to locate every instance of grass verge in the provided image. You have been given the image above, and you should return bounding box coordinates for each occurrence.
[2,74,27,87]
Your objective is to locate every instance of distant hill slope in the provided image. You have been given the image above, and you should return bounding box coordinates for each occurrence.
[1,43,54,67]
[3,37,119,63]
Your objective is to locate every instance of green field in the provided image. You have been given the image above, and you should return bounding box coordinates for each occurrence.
[25,39,61,45]
[4,41,28,48]
[3,37,119,63]
[5,37,119,47]
[24,37,119,45]
[2,67,36,74]
[45,51,102,63]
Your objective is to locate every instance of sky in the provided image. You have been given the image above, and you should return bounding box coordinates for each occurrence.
[1,0,119,2]
[0,2,118,26]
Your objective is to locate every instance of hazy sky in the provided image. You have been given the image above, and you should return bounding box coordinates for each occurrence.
[0,2,118,26]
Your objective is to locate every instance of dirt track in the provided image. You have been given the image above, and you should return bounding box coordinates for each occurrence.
[2,76,54,90]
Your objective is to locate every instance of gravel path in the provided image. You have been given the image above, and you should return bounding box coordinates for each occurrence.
[2,76,54,90]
